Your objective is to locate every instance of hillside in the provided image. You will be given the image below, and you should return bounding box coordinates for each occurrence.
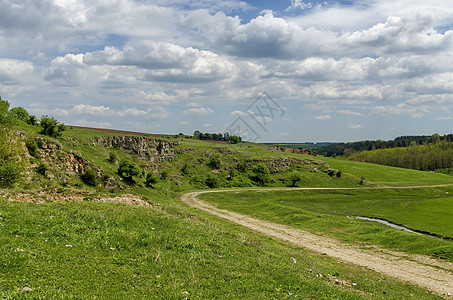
[1,117,453,298]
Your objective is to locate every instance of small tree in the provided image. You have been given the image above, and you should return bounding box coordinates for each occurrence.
[208,154,222,169]
[0,97,13,127]
[40,115,65,137]
[8,107,30,122]
[289,172,302,187]
[118,159,141,183]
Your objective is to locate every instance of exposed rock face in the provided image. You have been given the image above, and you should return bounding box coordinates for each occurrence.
[89,136,179,162]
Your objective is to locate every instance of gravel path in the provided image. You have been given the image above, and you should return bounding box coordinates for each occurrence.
[181,187,453,298]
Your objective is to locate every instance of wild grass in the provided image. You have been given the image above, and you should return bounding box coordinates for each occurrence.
[0,198,441,299]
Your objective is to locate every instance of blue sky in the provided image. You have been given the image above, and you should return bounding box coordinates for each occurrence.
[1,0,453,142]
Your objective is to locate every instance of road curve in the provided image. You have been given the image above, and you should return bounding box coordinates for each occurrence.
[181,187,453,298]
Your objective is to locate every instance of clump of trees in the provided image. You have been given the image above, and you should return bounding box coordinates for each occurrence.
[193,131,242,144]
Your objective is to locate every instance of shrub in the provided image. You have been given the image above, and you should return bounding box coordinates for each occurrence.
[205,174,220,188]
[108,152,117,164]
[251,163,270,185]
[118,159,141,183]
[40,115,66,137]
[81,167,99,186]
[36,163,48,175]
[0,128,25,187]
[0,160,22,187]
[145,172,158,187]
[160,170,169,180]
[208,155,222,169]
[26,138,38,157]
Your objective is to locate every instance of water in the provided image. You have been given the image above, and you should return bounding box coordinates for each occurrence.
[350,216,420,234]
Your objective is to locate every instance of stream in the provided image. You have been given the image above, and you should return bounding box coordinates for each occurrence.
[349,216,420,234]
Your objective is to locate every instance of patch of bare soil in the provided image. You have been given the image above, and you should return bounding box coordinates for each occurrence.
[0,189,151,207]
[181,189,453,298]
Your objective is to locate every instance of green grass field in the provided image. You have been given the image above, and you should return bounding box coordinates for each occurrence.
[1,198,440,299]
[200,187,453,261]
[2,123,453,298]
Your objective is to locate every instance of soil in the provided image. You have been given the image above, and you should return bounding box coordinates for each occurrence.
[181,188,453,298]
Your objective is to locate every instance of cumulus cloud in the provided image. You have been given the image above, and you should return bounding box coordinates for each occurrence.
[315,115,331,120]
[0,58,34,85]
[183,107,214,115]
[74,119,113,128]
[371,103,430,118]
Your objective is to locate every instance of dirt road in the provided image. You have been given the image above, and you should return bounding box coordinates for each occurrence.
[181,188,453,298]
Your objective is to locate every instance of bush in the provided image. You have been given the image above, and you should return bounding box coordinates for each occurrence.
[251,163,270,185]
[26,138,38,157]
[160,170,169,180]
[118,159,141,183]
[0,160,22,187]
[145,172,158,187]
[208,155,222,169]
[36,163,48,175]
[0,128,25,187]
[205,174,220,188]
[81,167,99,186]
[108,152,117,164]
[40,115,66,137]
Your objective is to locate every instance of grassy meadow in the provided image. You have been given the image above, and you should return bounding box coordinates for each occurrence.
[1,123,452,298]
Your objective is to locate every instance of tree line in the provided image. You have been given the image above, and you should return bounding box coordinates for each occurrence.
[316,134,453,157]
[193,130,242,144]
[348,139,453,172]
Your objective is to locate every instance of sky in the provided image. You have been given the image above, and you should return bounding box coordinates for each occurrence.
[1,0,453,142]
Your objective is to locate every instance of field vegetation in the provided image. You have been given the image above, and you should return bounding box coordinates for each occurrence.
[1,98,452,298]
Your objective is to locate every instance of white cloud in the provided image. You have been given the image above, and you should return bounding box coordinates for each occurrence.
[73,119,112,128]
[337,110,363,116]
[315,115,331,120]
[0,58,34,84]
[179,121,189,125]
[347,124,364,129]
[72,104,115,116]
[202,123,212,127]
[371,103,430,118]
[183,107,214,115]
[230,110,246,116]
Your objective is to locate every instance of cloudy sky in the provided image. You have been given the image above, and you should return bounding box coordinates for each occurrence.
[1,0,453,142]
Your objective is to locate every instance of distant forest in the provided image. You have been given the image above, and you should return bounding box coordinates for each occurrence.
[316,134,453,157]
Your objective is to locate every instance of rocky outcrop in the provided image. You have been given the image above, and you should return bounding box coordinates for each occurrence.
[88,136,179,162]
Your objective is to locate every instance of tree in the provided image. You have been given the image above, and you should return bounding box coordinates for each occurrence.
[193,130,202,139]
[118,159,141,183]
[289,172,302,187]
[8,107,30,122]
[0,97,13,127]
[40,115,66,137]
[208,154,222,169]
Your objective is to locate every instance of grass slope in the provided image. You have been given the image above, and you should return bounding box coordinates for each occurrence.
[1,199,441,299]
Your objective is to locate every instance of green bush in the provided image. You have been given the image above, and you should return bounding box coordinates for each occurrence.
[26,138,38,157]
[145,172,158,187]
[289,172,302,187]
[0,160,22,187]
[8,106,29,122]
[108,152,117,164]
[205,174,220,188]
[40,115,66,137]
[36,163,48,175]
[208,155,222,169]
[81,167,99,186]
[118,159,141,183]
[251,163,270,185]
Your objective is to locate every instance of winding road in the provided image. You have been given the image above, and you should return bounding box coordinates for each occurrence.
[181,187,453,298]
